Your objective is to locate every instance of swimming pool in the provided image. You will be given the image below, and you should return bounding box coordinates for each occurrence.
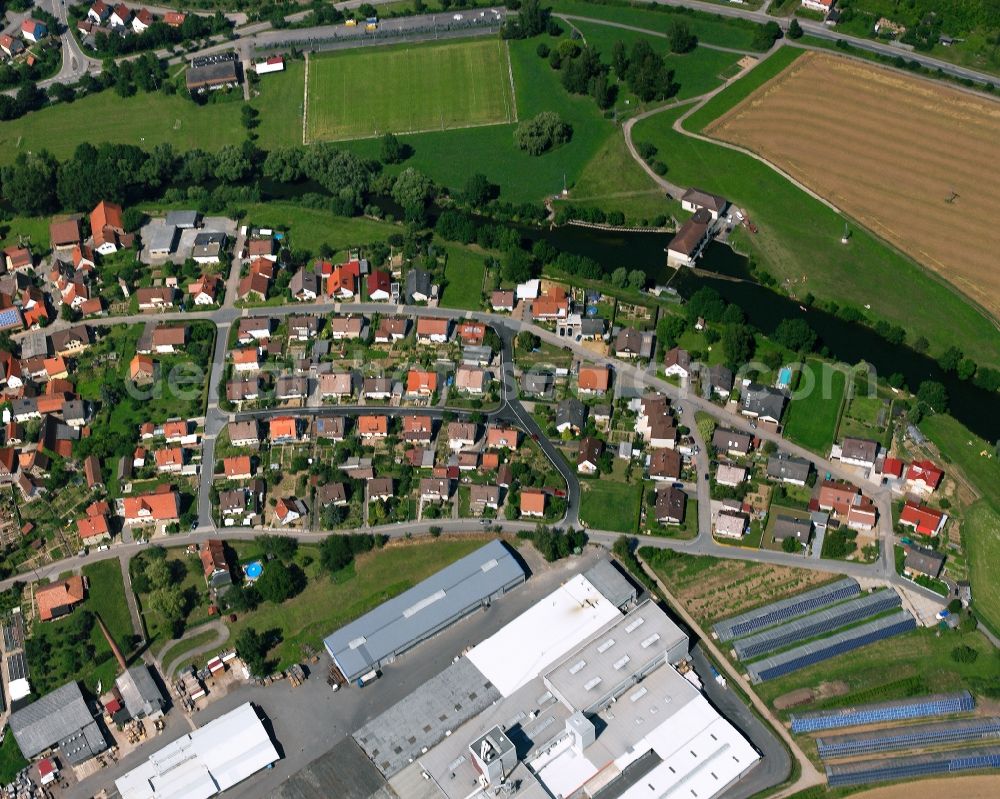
[244,560,263,581]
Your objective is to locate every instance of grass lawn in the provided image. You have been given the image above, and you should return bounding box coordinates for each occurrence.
[251,59,306,149]
[962,501,1000,635]
[783,361,845,453]
[920,414,1000,511]
[135,550,211,649]
[340,38,616,202]
[570,20,743,102]
[754,625,1000,714]
[0,730,28,783]
[306,38,515,142]
[82,560,135,654]
[238,203,396,256]
[439,243,487,310]
[632,104,1000,368]
[227,538,487,670]
[158,627,220,675]
[0,215,53,255]
[0,89,244,165]
[550,0,764,50]
[579,478,642,533]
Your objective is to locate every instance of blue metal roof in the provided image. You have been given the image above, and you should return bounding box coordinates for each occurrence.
[324,540,525,681]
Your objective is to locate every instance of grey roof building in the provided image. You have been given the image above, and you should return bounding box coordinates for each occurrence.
[324,540,525,682]
[773,514,812,543]
[520,371,553,397]
[705,364,733,396]
[904,546,945,579]
[580,318,605,338]
[20,331,48,360]
[116,665,165,719]
[165,210,199,229]
[583,560,637,611]
[767,454,811,485]
[741,383,787,423]
[712,427,752,455]
[405,269,432,303]
[146,224,178,255]
[9,681,107,764]
[556,398,587,432]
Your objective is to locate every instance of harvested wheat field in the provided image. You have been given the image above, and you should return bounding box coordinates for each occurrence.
[848,775,1000,799]
[706,51,1000,320]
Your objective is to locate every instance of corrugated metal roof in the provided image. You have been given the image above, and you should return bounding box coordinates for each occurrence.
[324,540,525,681]
[9,681,106,760]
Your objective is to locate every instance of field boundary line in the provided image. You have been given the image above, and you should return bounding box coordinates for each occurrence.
[505,40,518,123]
[313,117,515,144]
[302,51,310,146]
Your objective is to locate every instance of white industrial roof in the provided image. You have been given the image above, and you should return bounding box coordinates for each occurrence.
[115,703,279,799]
[466,574,621,697]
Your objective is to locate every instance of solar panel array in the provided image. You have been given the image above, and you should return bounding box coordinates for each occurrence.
[817,717,1000,759]
[791,691,974,734]
[713,578,860,641]
[826,746,1000,786]
[733,588,901,661]
[747,611,916,683]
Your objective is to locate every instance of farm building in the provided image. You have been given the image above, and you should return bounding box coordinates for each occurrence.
[323,540,525,682]
[9,681,108,764]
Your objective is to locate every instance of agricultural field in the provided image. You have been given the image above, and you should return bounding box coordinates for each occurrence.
[705,51,1000,321]
[962,501,1000,635]
[305,38,516,142]
[639,548,833,628]
[782,361,846,453]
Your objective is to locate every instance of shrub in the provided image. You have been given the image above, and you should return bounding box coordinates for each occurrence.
[514,112,572,155]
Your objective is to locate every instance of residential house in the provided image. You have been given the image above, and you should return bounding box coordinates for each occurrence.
[648,448,681,481]
[275,497,307,525]
[357,415,388,440]
[447,422,476,450]
[903,545,945,580]
[163,10,185,26]
[109,3,131,26]
[470,485,500,515]
[247,236,277,262]
[714,508,748,539]
[0,448,17,483]
[905,460,944,494]
[846,500,878,532]
[458,322,486,346]
[232,348,260,373]
[227,420,260,447]
[90,200,125,255]
[801,0,836,14]
[576,437,604,475]
[83,455,102,489]
[654,486,686,525]
[880,457,905,481]
[269,416,299,444]
[712,428,752,456]
[900,501,947,536]
[635,395,676,449]
[766,454,811,486]
[136,287,176,310]
[680,188,728,220]
[615,328,654,360]
[153,447,185,473]
[374,318,407,343]
[362,377,393,400]
[77,514,111,547]
[531,287,570,320]
[314,416,346,441]
[328,317,364,341]
[289,268,319,301]
[20,19,47,42]
[406,369,438,397]
[715,463,747,487]
[416,317,450,344]
[837,437,879,469]
[516,279,540,301]
[520,489,546,518]
[368,477,394,502]
[818,480,860,516]
[663,347,691,379]
[287,315,319,341]
[555,398,586,434]
[578,365,610,394]
[36,577,85,622]
[0,34,24,58]
[122,490,180,527]
[223,456,253,480]
[740,383,786,425]
[322,260,359,299]
[486,426,518,450]
[237,271,269,302]
[200,540,232,589]
[188,275,221,305]
[455,366,488,394]
[490,290,515,312]
[405,269,432,303]
[132,8,154,33]
[705,364,734,398]
[236,317,272,343]
[226,379,260,404]
[319,372,353,400]
[5,247,32,272]
[151,326,186,354]
[402,415,434,444]
[420,477,450,502]
[129,354,154,384]
[366,270,392,301]
[773,515,812,544]
[520,372,553,398]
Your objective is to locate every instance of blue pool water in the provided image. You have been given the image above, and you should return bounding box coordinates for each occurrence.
[244,560,263,580]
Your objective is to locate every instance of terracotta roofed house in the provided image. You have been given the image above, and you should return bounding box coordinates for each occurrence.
[578,365,610,394]
[36,576,86,621]
[520,489,546,518]
[223,455,253,480]
[416,317,450,344]
[90,200,125,255]
[122,490,180,526]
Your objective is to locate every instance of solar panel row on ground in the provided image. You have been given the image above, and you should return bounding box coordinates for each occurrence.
[747,611,916,683]
[825,746,1000,786]
[791,691,974,734]
[733,588,901,661]
[713,578,860,641]
[817,717,1000,759]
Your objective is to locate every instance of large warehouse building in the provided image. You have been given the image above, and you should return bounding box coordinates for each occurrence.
[352,568,760,799]
[115,702,279,799]
[324,539,526,682]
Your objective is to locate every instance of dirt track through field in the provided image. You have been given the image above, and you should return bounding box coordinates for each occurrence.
[847,775,1000,799]
[706,51,1000,320]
